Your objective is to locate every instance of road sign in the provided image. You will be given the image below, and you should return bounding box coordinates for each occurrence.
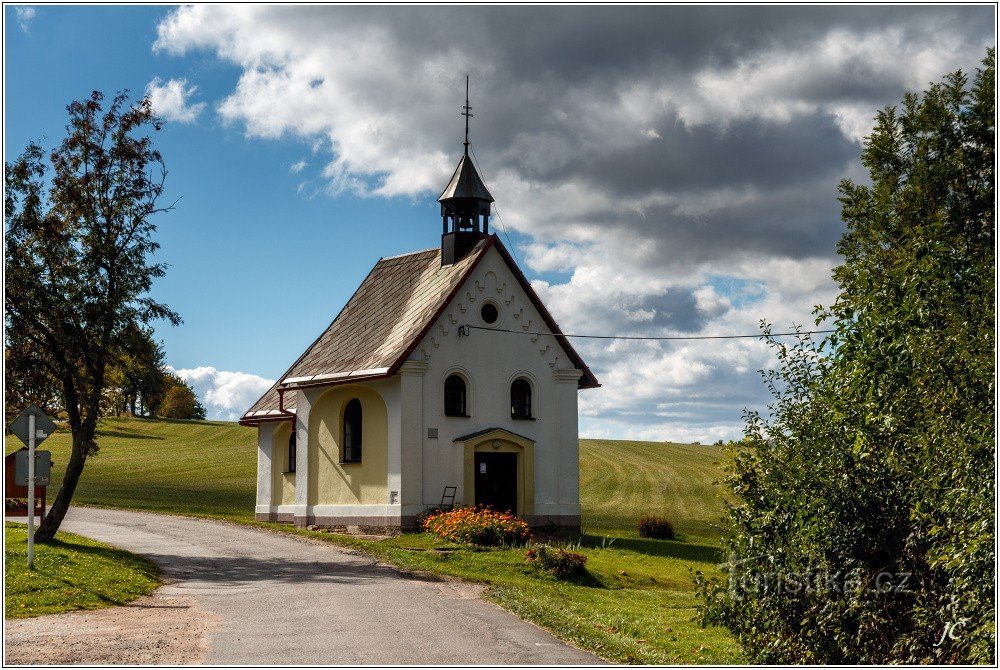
[8,405,56,447]
[15,450,52,486]
[7,405,56,570]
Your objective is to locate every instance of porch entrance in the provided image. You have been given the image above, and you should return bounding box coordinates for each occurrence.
[474,452,518,515]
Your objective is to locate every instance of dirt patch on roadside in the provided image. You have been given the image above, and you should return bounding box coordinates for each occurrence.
[4,590,216,665]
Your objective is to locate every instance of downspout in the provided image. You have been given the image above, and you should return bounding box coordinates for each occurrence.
[278,387,295,425]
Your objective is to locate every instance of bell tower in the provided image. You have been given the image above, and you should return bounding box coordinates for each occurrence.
[439,75,494,266]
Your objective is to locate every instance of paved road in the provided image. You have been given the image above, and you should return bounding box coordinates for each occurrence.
[46,508,601,664]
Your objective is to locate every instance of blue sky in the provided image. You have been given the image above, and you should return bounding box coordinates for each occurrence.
[6,5,486,375]
[5,5,993,437]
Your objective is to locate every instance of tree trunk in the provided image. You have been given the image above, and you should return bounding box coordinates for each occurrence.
[35,422,93,542]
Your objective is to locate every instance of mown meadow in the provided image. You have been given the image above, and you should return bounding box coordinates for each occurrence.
[5,417,740,662]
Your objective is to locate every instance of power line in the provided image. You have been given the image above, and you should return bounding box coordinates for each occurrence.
[460,324,836,341]
[463,144,834,344]
[468,145,520,266]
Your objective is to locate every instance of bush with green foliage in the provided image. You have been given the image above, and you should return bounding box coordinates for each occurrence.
[157,375,206,420]
[697,50,995,664]
[525,544,588,579]
[637,515,676,540]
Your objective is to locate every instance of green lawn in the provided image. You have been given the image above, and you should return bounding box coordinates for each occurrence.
[6,417,257,521]
[5,417,739,662]
[580,438,731,540]
[4,522,160,619]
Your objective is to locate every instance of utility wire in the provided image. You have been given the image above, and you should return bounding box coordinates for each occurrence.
[468,145,520,266]
[463,148,835,344]
[461,324,836,341]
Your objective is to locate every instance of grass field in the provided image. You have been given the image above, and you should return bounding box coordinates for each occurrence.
[5,417,257,521]
[580,438,730,540]
[5,420,730,534]
[4,522,160,619]
[5,417,739,662]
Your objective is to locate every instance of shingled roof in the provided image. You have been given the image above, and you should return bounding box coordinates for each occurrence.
[241,235,598,425]
[438,154,494,203]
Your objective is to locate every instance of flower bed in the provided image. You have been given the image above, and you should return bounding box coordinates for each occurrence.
[422,506,531,547]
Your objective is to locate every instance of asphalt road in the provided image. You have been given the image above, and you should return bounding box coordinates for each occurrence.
[46,508,601,664]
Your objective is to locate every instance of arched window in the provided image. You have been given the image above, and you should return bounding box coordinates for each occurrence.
[342,398,363,463]
[511,378,532,419]
[444,375,468,417]
[287,431,297,473]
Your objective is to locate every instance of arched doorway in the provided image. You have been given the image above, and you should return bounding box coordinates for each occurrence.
[456,428,535,518]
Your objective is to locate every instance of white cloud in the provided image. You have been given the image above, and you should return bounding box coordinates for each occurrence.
[672,27,988,144]
[15,7,36,33]
[290,159,308,173]
[152,6,989,440]
[144,77,207,124]
[168,366,274,422]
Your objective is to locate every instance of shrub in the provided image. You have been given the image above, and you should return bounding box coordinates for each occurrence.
[696,52,996,664]
[637,515,675,540]
[525,544,588,579]
[422,506,530,547]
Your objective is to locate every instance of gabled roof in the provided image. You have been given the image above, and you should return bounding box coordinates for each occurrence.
[240,235,598,426]
[438,154,494,203]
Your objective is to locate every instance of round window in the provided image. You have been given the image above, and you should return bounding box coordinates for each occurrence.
[480,302,499,324]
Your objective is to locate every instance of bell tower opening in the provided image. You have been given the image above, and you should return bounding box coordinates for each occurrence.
[438,75,494,266]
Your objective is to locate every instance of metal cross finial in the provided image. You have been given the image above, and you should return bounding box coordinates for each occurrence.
[461,74,473,155]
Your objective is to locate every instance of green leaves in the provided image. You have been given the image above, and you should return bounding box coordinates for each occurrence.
[4,89,180,540]
[699,49,995,663]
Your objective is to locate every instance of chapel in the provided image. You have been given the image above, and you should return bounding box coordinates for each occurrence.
[241,93,598,530]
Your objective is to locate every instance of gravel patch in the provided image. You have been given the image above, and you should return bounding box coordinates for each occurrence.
[4,591,215,665]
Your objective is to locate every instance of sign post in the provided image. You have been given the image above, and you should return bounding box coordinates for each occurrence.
[8,405,57,570]
[27,412,36,569]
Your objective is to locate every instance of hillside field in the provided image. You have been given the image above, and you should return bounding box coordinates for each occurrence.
[5,417,739,663]
[5,418,729,538]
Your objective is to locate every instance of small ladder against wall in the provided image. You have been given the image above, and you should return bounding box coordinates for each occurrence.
[440,486,457,510]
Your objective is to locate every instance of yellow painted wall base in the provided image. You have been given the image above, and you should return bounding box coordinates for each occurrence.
[309,385,389,506]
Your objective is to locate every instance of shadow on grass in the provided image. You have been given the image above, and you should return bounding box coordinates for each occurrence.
[580,533,723,564]
[35,535,159,575]
[71,485,255,519]
[568,569,606,588]
[6,530,160,610]
[128,417,237,428]
[96,429,165,440]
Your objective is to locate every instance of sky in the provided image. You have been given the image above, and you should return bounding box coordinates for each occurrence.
[4,5,994,440]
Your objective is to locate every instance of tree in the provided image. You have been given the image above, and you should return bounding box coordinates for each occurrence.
[697,51,994,663]
[157,374,205,420]
[5,90,180,542]
[5,332,62,425]
[113,326,168,416]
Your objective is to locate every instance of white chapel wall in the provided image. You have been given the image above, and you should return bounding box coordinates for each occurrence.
[406,246,583,519]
